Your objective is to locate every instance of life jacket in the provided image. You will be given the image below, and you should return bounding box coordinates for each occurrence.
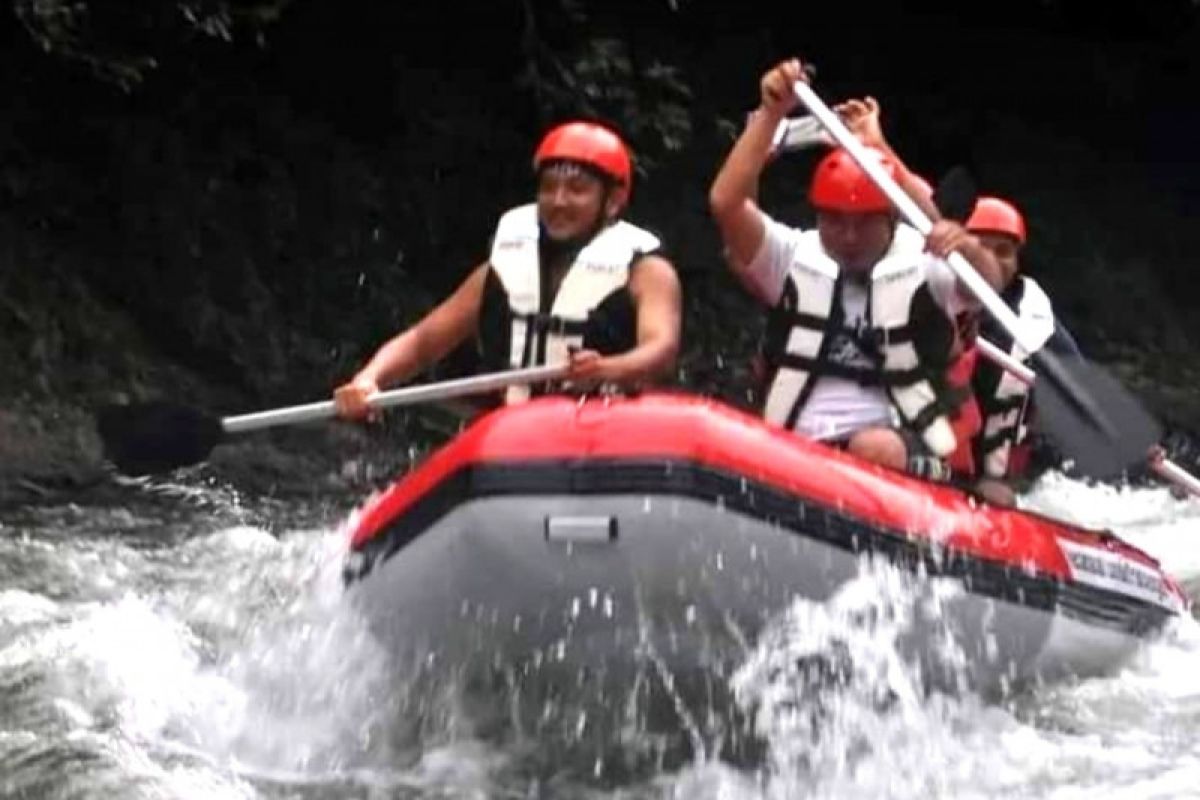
[945,345,983,476]
[759,224,961,457]
[480,203,659,404]
[972,276,1056,478]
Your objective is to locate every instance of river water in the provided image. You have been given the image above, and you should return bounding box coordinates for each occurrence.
[2,468,1198,799]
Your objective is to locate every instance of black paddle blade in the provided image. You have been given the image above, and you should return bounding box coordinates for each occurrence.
[95,401,225,475]
[932,165,978,223]
[1030,351,1162,480]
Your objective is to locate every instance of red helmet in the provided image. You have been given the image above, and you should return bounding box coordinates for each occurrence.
[533,121,633,190]
[808,146,897,213]
[966,196,1027,244]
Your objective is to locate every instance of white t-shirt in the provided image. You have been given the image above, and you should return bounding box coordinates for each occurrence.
[745,214,968,441]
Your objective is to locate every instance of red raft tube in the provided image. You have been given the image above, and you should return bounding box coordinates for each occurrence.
[341,392,1190,698]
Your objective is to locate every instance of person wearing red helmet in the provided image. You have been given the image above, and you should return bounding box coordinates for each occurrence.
[709,58,1002,478]
[893,168,986,476]
[817,96,1062,496]
[964,195,1078,505]
[966,198,1028,290]
[898,173,987,479]
[334,120,681,418]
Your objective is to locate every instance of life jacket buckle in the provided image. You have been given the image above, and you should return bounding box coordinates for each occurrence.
[525,312,579,337]
[852,320,885,361]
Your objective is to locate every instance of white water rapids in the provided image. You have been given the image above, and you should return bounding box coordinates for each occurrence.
[1,470,1198,799]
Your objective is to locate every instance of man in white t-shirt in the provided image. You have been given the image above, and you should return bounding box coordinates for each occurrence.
[708,58,1003,478]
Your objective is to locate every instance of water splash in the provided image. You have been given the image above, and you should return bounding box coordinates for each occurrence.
[3,468,1200,798]
[727,557,978,798]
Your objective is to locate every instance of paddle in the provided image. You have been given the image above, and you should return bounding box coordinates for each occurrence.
[974,337,1200,497]
[791,80,1158,480]
[96,364,568,476]
[930,165,978,224]
[927,161,1172,483]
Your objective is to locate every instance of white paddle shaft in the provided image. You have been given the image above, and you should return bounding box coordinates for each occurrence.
[975,337,1036,385]
[221,364,568,434]
[1151,458,1200,498]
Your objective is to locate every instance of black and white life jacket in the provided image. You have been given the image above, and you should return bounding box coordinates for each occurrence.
[972,275,1056,478]
[760,224,960,456]
[483,203,660,403]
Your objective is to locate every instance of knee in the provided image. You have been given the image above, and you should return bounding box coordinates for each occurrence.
[974,478,1017,507]
[847,428,907,470]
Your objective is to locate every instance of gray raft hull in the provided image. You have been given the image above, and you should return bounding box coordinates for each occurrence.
[347,491,1157,704]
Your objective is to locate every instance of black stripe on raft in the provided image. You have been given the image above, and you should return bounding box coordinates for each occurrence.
[344,458,1175,637]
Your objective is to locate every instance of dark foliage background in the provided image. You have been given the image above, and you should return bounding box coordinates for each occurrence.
[3,0,1199,497]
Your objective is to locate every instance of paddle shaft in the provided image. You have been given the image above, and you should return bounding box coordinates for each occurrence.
[974,337,1200,498]
[221,364,568,434]
[792,82,1043,356]
[975,337,1035,385]
[1151,458,1200,498]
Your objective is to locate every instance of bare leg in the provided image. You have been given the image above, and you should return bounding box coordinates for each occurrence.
[846,427,908,471]
[973,477,1016,507]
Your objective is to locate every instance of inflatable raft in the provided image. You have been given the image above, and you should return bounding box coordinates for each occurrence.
[341,392,1188,710]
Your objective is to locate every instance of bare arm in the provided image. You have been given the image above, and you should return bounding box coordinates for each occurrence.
[619,255,682,381]
[708,108,773,275]
[897,167,943,223]
[334,262,489,418]
[839,96,1003,293]
[925,222,1004,293]
[710,59,811,287]
[567,254,682,385]
[953,233,1004,293]
[837,96,943,221]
